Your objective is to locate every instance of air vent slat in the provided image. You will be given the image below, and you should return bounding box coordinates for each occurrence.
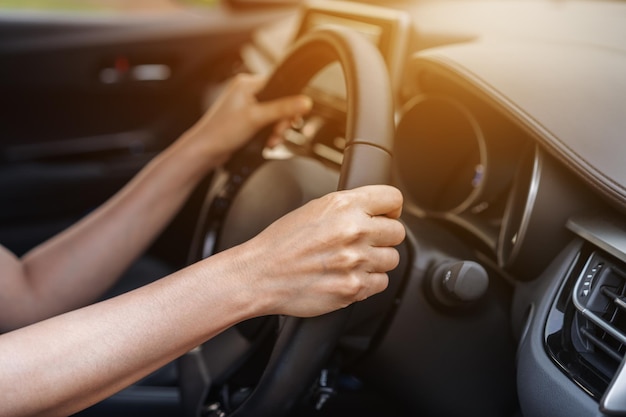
[581,327,623,363]
[601,287,626,314]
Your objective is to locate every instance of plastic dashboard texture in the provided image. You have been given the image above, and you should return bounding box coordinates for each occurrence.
[409,40,626,208]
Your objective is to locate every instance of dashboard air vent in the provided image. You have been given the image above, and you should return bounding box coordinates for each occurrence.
[572,253,626,378]
[545,246,626,414]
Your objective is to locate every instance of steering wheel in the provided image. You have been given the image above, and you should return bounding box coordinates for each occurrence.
[185,26,394,417]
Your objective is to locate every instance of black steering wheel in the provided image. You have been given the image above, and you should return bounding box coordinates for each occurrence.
[184,26,394,417]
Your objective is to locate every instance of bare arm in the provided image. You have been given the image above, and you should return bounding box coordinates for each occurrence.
[0,74,312,332]
[0,185,405,417]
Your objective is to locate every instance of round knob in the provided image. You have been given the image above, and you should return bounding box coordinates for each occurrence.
[429,260,489,307]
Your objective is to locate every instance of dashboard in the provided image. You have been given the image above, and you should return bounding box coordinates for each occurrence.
[240,1,626,416]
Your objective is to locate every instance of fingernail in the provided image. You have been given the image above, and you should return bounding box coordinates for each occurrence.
[291,115,305,130]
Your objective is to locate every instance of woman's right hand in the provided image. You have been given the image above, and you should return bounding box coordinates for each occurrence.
[230,185,405,318]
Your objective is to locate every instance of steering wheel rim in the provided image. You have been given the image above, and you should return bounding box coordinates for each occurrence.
[206,27,394,417]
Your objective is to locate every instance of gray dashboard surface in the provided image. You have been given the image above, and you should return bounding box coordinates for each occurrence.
[412,40,626,206]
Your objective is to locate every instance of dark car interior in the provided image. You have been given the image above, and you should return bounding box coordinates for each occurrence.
[2,0,626,416]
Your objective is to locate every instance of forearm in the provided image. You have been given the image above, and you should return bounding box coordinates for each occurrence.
[14,136,216,328]
[0,185,405,417]
[0,74,313,331]
[0,248,260,417]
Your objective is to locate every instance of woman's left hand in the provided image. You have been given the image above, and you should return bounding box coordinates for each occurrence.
[181,73,312,167]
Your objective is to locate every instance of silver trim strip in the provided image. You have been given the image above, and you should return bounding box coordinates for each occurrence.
[601,358,626,415]
[567,215,626,264]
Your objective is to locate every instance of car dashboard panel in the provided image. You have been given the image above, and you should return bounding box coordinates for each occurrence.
[401,41,626,417]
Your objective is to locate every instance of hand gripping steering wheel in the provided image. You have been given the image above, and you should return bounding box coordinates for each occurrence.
[187,26,394,417]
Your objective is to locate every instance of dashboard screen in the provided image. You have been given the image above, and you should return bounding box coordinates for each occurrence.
[302,12,383,47]
[294,2,410,98]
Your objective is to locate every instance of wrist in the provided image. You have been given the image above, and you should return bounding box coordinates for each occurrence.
[157,130,223,186]
[191,244,273,324]
[181,120,233,164]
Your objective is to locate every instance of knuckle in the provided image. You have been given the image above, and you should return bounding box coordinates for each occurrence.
[329,190,356,213]
[336,248,363,270]
[326,191,353,212]
[342,273,365,298]
[340,221,365,243]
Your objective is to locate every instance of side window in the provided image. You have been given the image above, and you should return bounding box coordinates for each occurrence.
[0,0,219,13]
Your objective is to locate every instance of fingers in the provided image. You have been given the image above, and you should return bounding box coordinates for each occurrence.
[337,271,390,305]
[231,74,313,146]
[267,119,292,148]
[331,186,405,286]
[368,216,406,248]
[245,184,405,317]
[229,72,266,95]
[226,74,312,128]
[254,95,313,129]
[346,185,404,219]
[331,248,396,307]
[320,185,405,249]
[359,272,390,301]
[320,186,405,271]
[367,246,401,273]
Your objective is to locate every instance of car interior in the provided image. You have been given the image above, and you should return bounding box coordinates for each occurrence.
[1,0,626,416]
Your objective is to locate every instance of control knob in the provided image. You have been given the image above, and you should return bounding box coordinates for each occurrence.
[428,260,489,308]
